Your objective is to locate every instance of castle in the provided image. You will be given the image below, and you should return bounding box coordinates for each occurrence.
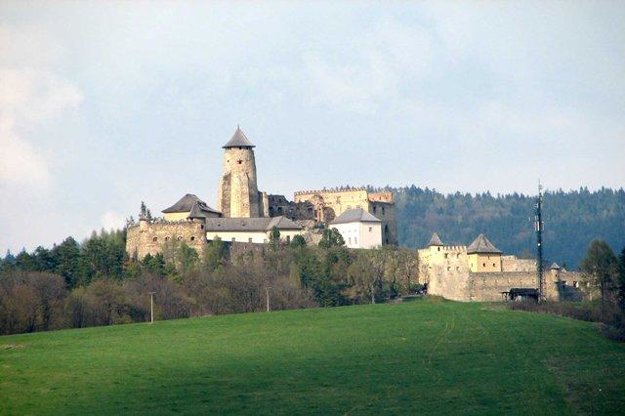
[126,127,396,258]
[417,232,581,302]
[126,126,575,303]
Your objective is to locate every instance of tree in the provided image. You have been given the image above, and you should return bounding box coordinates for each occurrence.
[290,235,307,249]
[269,226,281,250]
[617,247,625,315]
[319,228,345,249]
[202,238,228,273]
[581,239,618,319]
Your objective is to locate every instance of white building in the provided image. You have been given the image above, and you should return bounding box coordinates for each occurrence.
[204,216,303,244]
[330,208,382,249]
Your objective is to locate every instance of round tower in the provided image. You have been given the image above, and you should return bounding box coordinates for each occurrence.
[216,126,261,218]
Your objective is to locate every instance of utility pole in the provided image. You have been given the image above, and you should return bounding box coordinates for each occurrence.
[149,291,156,324]
[266,286,271,312]
[534,182,544,302]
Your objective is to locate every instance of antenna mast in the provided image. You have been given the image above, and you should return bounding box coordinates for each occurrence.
[535,181,544,302]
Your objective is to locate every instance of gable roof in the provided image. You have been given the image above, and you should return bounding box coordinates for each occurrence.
[162,194,221,215]
[223,126,255,148]
[467,233,502,254]
[330,208,381,225]
[428,232,444,246]
[204,216,301,232]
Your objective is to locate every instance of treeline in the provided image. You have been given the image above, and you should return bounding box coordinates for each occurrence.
[387,186,625,269]
[0,230,418,335]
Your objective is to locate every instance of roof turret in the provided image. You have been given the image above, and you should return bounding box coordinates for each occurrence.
[467,233,502,254]
[428,232,444,246]
[223,126,255,148]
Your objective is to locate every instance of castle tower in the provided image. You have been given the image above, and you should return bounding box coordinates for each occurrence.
[216,126,262,218]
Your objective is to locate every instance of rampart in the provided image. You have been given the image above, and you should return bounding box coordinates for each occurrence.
[126,219,207,259]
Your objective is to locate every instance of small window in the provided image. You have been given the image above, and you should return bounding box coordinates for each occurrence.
[447,267,451,271]
[382,207,385,215]
[368,226,372,232]
[286,236,291,243]
[492,263,496,267]
[248,238,253,243]
[165,236,170,241]
[444,253,448,259]
[482,263,486,267]
[231,238,236,242]
[190,236,195,241]
[200,225,204,230]
[437,247,440,252]
[348,237,352,244]
[354,237,358,245]
[152,237,158,242]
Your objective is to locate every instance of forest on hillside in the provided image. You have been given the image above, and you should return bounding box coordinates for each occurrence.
[387,186,625,269]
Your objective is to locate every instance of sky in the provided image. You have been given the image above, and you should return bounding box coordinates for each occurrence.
[1,1,624,254]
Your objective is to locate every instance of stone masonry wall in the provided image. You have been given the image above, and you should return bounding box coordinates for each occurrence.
[126,220,207,259]
[217,147,260,218]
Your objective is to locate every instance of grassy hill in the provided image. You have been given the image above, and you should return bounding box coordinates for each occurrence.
[1,299,624,415]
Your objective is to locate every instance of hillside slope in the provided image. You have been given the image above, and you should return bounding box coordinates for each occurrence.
[1,300,624,415]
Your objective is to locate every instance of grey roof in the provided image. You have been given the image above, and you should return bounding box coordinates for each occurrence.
[204,216,301,232]
[162,194,221,215]
[330,208,381,225]
[223,126,255,148]
[467,234,502,254]
[428,232,444,246]
[550,262,561,270]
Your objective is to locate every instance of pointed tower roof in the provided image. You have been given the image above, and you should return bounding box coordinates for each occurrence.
[222,126,255,148]
[467,233,502,254]
[162,194,221,215]
[550,262,561,270]
[428,232,444,246]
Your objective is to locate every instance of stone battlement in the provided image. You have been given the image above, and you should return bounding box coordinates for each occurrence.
[294,187,367,196]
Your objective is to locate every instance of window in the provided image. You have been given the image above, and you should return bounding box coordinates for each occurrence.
[482,263,486,267]
[492,263,496,267]
[190,236,195,241]
[152,237,158,242]
[249,238,253,243]
[382,207,385,215]
[437,247,441,252]
[354,237,358,245]
[348,237,352,245]
[165,236,170,241]
[200,225,204,230]
[444,253,448,259]
[231,238,236,242]
[286,236,291,243]
[368,226,372,232]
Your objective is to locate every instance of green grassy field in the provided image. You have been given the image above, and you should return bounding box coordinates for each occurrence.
[1,299,624,415]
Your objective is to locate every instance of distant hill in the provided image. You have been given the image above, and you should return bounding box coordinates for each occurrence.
[386,186,625,269]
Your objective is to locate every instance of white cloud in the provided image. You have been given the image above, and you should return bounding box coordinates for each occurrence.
[0,25,83,189]
[0,115,50,187]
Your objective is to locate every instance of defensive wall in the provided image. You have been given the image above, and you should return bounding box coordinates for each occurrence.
[126,219,207,259]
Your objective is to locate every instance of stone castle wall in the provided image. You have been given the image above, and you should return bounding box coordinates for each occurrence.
[293,188,398,245]
[126,220,207,259]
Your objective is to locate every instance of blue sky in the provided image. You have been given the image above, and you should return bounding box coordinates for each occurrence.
[1,1,624,253]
